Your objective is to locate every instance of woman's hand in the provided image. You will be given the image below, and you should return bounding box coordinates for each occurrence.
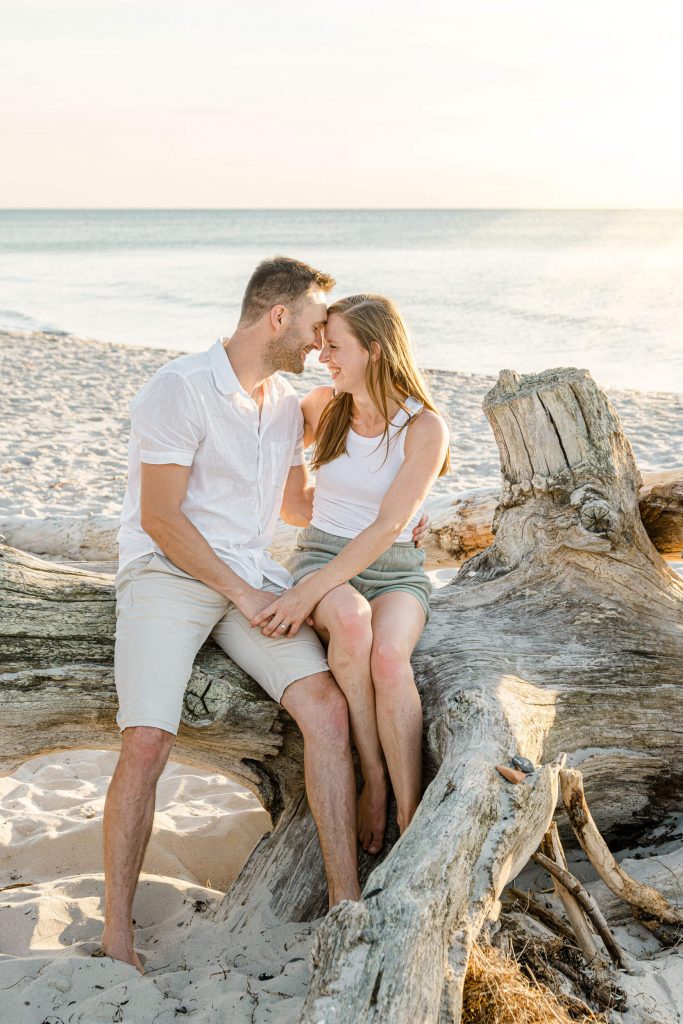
[412,512,430,548]
[250,578,320,637]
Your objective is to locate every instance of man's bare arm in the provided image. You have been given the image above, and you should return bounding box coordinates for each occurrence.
[140,462,274,619]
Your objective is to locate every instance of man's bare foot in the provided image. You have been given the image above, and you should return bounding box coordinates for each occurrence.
[357,771,388,854]
[98,931,145,973]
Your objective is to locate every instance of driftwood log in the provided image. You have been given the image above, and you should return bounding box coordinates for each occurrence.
[1,470,680,568]
[1,366,682,1023]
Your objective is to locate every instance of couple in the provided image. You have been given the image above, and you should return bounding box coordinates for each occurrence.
[102,256,450,970]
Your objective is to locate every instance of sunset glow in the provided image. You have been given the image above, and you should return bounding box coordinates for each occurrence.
[2,0,682,207]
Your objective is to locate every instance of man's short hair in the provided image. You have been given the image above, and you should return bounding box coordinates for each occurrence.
[239,256,335,325]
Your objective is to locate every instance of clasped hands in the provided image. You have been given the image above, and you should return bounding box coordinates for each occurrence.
[250,576,320,637]
[248,512,430,638]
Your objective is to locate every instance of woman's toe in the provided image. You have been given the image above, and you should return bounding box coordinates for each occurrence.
[368,830,383,855]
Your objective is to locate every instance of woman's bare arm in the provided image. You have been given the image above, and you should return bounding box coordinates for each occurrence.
[253,411,449,635]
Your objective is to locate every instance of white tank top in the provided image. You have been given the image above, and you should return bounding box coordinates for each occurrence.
[311,396,424,543]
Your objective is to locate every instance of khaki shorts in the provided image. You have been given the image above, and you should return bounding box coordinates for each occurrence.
[114,552,329,735]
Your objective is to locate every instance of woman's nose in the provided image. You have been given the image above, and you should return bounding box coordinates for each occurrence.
[319,347,329,363]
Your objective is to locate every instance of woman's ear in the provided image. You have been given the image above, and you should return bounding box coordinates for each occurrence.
[370,340,381,363]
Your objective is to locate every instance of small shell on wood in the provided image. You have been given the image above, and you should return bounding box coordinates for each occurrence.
[496,764,526,785]
[511,755,536,774]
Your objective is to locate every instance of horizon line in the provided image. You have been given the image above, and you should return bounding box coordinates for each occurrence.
[2,206,683,214]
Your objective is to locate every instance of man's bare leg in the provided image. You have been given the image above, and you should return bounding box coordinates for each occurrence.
[282,670,360,906]
[311,584,387,855]
[101,726,175,970]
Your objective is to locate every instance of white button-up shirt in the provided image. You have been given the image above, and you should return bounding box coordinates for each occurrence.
[118,339,303,588]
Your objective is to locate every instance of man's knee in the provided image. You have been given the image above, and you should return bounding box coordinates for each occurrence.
[120,726,174,779]
[283,673,350,745]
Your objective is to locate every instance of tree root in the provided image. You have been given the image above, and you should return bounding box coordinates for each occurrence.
[560,768,683,927]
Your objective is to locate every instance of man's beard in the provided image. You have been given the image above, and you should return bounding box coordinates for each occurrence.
[264,321,307,375]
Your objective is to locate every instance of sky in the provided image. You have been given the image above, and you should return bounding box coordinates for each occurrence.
[1,0,682,208]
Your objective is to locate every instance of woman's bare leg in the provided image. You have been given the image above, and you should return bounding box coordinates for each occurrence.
[311,584,387,854]
[369,592,426,834]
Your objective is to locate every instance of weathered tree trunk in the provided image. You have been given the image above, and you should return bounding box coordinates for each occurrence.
[0,546,301,814]
[1,366,682,1023]
[424,466,683,566]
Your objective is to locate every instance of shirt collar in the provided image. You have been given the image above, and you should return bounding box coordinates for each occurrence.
[209,338,243,396]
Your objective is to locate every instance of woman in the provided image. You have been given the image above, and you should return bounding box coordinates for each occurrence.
[252,295,450,854]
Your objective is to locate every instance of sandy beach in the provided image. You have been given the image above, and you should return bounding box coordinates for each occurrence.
[2,327,682,561]
[1,327,682,1023]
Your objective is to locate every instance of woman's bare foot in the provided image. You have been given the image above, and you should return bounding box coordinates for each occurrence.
[98,931,145,973]
[397,803,419,836]
[357,770,388,854]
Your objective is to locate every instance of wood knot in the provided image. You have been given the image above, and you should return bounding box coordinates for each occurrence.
[570,484,620,537]
[579,499,617,536]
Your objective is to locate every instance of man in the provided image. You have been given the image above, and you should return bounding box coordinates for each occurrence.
[101,256,357,971]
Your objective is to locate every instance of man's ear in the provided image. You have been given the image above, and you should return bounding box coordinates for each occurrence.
[270,304,288,331]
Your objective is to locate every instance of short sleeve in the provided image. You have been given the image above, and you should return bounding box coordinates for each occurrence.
[130,372,204,467]
[290,405,305,466]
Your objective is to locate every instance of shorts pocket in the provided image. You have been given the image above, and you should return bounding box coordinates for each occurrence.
[115,579,135,617]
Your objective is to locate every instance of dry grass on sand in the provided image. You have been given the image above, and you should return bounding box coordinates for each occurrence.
[462,942,606,1024]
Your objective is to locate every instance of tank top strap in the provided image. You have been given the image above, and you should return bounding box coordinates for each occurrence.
[391,396,423,457]
[392,395,423,429]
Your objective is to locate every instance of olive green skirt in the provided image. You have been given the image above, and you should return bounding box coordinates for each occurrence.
[287,525,432,621]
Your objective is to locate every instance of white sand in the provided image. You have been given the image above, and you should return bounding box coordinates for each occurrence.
[1,750,270,893]
[0,752,320,1024]
[1,327,682,1021]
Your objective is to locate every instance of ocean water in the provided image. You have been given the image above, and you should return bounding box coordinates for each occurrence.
[1,209,682,393]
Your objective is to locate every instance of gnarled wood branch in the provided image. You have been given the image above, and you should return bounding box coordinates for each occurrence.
[560,767,683,927]
[540,823,603,966]
[531,852,627,970]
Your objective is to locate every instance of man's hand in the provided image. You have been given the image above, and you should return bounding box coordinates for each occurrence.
[235,587,280,624]
[412,512,430,548]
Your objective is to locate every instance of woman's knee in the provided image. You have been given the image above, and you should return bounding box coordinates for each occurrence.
[321,592,373,649]
[370,640,413,689]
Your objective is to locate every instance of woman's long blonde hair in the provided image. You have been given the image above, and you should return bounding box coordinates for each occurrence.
[312,294,450,476]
